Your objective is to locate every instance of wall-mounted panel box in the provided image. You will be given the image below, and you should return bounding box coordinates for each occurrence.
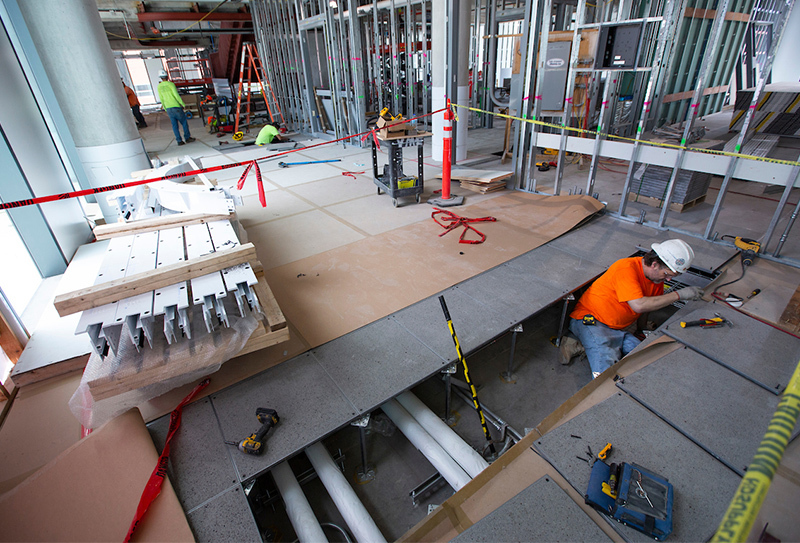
[541,41,572,111]
[594,22,643,70]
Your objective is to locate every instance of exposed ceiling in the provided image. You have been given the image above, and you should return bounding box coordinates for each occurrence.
[96,1,253,50]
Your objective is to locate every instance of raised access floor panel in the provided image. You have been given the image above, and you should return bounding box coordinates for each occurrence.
[452,476,612,542]
[533,393,742,542]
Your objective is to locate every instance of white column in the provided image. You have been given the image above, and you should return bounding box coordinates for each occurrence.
[305,442,387,543]
[17,0,150,221]
[271,461,328,543]
[432,0,471,162]
[396,391,489,478]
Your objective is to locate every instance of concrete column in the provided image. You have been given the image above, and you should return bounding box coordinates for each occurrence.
[17,0,150,221]
[432,0,471,162]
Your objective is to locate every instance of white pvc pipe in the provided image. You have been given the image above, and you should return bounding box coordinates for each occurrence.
[396,391,489,478]
[271,461,328,543]
[305,442,387,543]
[380,400,472,491]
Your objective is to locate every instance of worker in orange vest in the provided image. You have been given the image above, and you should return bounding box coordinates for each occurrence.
[122,79,147,128]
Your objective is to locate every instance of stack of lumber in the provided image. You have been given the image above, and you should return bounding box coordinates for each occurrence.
[436,169,512,194]
[629,163,711,212]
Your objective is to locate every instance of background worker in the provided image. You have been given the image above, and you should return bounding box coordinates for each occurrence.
[562,239,703,378]
[122,79,147,128]
[157,70,194,145]
[255,121,283,146]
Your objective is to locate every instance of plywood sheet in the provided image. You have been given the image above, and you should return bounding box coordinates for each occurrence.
[265,193,604,349]
[436,169,514,183]
[0,408,193,542]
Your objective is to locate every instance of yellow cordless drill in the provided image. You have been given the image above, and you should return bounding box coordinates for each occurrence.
[225,408,280,455]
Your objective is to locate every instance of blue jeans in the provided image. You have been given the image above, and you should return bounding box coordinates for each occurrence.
[569,318,640,375]
[166,107,190,142]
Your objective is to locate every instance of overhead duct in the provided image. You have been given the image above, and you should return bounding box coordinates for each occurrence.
[396,390,489,478]
[271,461,328,543]
[305,442,387,543]
[380,399,472,491]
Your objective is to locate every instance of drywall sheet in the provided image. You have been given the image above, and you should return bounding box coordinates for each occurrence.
[209,352,358,482]
[0,409,193,542]
[662,303,800,392]
[452,476,611,542]
[618,348,780,474]
[264,193,605,349]
[534,393,741,542]
[147,397,239,512]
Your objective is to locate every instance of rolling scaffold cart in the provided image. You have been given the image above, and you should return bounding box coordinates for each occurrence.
[372,132,430,207]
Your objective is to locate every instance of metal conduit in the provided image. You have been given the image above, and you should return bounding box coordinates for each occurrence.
[305,442,387,543]
[380,399,473,491]
[271,461,329,543]
[396,391,490,478]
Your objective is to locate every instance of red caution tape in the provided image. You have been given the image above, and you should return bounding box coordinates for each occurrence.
[431,208,496,244]
[0,108,447,212]
[253,161,266,207]
[124,378,211,542]
[342,171,366,179]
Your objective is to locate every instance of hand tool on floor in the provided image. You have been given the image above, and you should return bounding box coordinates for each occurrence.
[439,295,496,456]
[680,312,733,328]
[747,288,761,299]
[277,159,341,168]
[225,408,279,455]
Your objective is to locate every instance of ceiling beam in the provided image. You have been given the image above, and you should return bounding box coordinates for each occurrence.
[137,12,251,22]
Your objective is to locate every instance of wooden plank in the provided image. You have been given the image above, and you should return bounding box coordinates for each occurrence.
[10,354,89,388]
[93,212,233,240]
[0,311,23,364]
[779,284,800,334]
[435,169,513,184]
[252,262,288,331]
[54,243,258,317]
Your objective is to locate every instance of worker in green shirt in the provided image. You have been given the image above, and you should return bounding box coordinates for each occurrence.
[157,70,195,146]
[256,122,283,146]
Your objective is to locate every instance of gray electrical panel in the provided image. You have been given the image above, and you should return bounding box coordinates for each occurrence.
[541,41,572,111]
[594,22,643,70]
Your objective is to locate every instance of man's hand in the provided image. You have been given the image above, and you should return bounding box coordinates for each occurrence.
[677,286,704,301]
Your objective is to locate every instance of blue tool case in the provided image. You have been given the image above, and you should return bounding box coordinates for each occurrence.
[585,460,673,540]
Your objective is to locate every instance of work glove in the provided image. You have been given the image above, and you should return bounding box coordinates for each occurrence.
[677,286,704,301]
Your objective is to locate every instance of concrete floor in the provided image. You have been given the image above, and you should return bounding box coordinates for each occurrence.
[137,108,800,541]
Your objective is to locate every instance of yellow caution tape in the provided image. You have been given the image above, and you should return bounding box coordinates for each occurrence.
[711,361,800,542]
[451,103,800,168]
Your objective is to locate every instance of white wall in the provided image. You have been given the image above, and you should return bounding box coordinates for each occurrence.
[772,4,800,83]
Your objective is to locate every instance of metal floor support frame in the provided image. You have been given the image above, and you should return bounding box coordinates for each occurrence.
[147,214,738,541]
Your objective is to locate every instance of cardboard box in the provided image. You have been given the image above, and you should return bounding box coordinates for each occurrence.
[376,116,407,138]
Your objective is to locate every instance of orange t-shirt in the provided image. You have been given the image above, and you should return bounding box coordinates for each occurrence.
[124,85,140,107]
[570,256,664,329]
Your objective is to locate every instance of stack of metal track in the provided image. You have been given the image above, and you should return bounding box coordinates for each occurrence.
[730,84,800,136]
[76,217,260,358]
[631,163,711,204]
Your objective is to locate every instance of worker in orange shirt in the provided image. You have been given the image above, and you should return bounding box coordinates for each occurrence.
[561,239,703,378]
[122,79,147,128]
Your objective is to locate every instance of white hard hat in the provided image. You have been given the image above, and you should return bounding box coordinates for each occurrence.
[159,70,168,79]
[652,239,694,274]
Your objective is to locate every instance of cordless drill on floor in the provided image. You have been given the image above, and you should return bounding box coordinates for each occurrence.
[225,408,280,455]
